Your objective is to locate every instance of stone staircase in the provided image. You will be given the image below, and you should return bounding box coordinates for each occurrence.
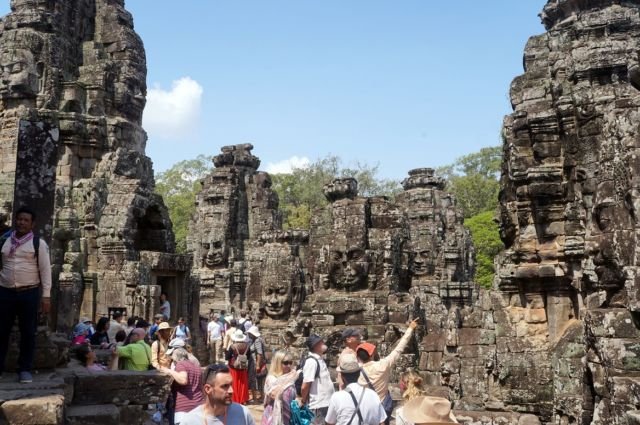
[0,363,171,425]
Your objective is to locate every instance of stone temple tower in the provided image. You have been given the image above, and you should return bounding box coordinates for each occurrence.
[0,0,191,333]
[495,0,640,422]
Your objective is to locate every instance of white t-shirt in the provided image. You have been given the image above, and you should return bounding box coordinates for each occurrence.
[208,320,222,341]
[180,403,255,425]
[160,300,171,320]
[303,352,334,409]
[326,383,387,425]
[107,320,124,343]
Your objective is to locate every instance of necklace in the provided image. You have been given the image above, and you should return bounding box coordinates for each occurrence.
[202,404,228,425]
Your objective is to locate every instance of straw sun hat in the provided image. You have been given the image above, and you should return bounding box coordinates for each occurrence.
[402,396,458,424]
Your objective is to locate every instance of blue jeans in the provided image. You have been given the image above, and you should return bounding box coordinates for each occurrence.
[0,286,40,373]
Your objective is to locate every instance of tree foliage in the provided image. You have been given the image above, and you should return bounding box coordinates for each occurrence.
[464,211,503,288]
[437,146,501,218]
[436,146,503,288]
[155,155,212,253]
[271,155,401,229]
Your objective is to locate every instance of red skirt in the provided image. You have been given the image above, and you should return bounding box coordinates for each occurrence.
[229,366,249,404]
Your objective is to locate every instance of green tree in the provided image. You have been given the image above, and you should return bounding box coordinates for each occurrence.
[437,146,501,218]
[155,155,212,253]
[436,146,503,287]
[464,210,503,288]
[271,155,400,229]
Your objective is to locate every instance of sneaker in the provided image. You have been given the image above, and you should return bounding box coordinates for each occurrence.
[18,371,32,383]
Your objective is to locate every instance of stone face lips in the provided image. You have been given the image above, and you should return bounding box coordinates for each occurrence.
[496,0,640,423]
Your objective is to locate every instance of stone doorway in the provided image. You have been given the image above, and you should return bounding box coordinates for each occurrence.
[156,275,181,323]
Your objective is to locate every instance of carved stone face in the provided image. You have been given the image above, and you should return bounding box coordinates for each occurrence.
[0,49,38,98]
[202,239,228,268]
[262,277,293,319]
[410,249,434,276]
[328,247,371,291]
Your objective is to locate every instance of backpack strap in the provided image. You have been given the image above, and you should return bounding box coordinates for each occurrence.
[346,387,365,425]
[304,356,321,380]
[361,368,376,392]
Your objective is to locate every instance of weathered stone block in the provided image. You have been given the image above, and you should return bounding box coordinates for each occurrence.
[72,369,171,406]
[66,404,120,425]
[1,394,64,425]
[587,309,640,339]
[421,330,445,351]
[118,405,145,425]
[427,352,443,371]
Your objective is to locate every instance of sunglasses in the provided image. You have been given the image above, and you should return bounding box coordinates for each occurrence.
[282,361,293,366]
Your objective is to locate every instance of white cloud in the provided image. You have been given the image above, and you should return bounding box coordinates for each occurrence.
[265,156,311,174]
[143,77,203,140]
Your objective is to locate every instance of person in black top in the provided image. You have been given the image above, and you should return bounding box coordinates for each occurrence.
[90,317,110,347]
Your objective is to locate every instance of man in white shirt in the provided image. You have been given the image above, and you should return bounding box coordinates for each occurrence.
[326,354,386,425]
[301,334,335,425]
[107,310,125,343]
[207,313,223,363]
[159,292,170,321]
[0,207,52,384]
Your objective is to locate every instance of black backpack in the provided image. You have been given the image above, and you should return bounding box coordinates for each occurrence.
[0,231,40,270]
[295,354,320,396]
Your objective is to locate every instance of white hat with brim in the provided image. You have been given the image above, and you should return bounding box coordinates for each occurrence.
[231,329,247,343]
[165,338,186,356]
[247,325,261,337]
[403,396,459,424]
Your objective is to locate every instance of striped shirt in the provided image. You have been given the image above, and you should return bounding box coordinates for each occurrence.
[175,360,204,413]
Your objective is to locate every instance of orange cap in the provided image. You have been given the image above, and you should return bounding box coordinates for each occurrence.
[357,342,376,357]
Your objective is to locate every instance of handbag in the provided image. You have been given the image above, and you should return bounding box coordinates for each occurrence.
[290,400,315,425]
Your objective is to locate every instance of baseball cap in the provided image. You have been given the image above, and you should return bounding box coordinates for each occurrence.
[357,342,376,357]
[306,334,323,350]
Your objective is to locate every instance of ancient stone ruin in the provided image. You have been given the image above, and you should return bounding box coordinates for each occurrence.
[0,0,192,337]
[0,0,640,424]
[188,145,482,409]
[493,0,640,423]
[0,1,183,421]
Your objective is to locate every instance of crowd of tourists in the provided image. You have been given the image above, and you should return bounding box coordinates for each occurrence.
[71,310,458,425]
[0,206,457,425]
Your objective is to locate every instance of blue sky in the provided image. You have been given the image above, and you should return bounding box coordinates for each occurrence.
[1,1,546,179]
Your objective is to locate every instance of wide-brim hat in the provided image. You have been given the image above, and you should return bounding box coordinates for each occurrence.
[165,337,186,356]
[157,322,171,331]
[231,329,246,343]
[337,353,360,374]
[224,316,233,324]
[247,325,261,337]
[403,396,458,424]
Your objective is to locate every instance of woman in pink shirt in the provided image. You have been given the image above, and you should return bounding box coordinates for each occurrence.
[76,345,107,372]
